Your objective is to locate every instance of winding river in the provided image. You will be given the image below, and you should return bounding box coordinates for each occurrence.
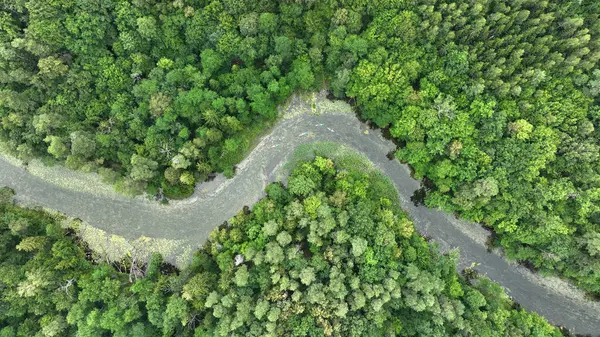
[0,94,599,335]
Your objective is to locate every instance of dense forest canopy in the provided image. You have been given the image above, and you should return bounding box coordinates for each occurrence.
[0,158,562,336]
[1,0,600,303]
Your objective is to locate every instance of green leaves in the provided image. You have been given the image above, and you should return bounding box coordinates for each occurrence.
[234,265,249,287]
[44,136,68,159]
[200,49,224,76]
[508,119,534,140]
[130,154,158,182]
[351,237,368,257]
[37,56,68,80]
[69,131,96,159]
[299,267,315,285]
[288,174,317,197]
[136,16,158,41]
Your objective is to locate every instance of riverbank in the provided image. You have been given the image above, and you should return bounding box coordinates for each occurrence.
[1,93,599,334]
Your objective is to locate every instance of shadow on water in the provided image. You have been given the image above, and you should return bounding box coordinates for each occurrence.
[411,177,435,207]
[484,228,500,253]
[380,126,394,141]
[159,262,179,276]
[411,187,428,207]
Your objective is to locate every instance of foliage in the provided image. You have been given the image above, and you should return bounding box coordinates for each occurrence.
[1,0,600,297]
[331,0,600,295]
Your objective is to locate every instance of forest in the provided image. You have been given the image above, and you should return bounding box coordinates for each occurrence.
[1,0,600,313]
[0,157,563,336]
